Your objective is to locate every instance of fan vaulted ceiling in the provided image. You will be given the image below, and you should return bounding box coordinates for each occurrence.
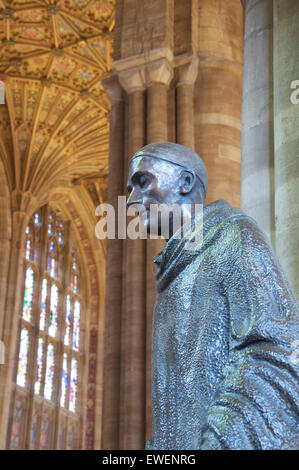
[0,0,114,204]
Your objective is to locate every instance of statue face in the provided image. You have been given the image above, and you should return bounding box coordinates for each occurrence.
[126,156,180,236]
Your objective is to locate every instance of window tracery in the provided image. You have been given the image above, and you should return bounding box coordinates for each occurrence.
[10,206,84,450]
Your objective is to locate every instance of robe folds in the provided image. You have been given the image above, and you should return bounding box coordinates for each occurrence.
[148,199,299,450]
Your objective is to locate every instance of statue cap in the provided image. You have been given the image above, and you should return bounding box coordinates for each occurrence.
[130,142,208,195]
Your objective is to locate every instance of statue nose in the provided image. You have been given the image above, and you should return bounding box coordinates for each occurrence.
[126,188,141,208]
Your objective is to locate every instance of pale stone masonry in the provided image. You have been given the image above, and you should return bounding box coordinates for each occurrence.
[102,0,244,450]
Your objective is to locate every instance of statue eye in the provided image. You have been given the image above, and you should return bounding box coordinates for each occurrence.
[139,175,147,188]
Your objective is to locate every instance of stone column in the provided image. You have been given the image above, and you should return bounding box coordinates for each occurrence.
[273,0,299,298]
[113,53,174,446]
[146,58,173,142]
[117,67,147,450]
[195,0,244,207]
[112,0,175,448]
[175,55,198,149]
[241,0,275,244]
[145,57,173,442]
[0,196,29,449]
[0,159,11,339]
[101,75,125,450]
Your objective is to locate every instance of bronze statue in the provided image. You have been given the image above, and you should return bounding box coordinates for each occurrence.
[126,142,299,450]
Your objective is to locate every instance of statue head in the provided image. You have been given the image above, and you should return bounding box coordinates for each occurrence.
[126,142,208,241]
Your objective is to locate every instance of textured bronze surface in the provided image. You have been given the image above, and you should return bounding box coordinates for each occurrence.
[149,199,299,449]
[127,142,299,450]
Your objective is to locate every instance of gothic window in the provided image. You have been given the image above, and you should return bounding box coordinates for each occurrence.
[60,250,81,417]
[9,206,84,450]
[16,328,30,388]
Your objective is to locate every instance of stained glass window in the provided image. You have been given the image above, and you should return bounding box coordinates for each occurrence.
[13,207,84,449]
[44,343,55,401]
[72,301,80,352]
[48,213,54,237]
[60,353,68,408]
[47,240,57,278]
[16,329,30,387]
[49,284,58,337]
[57,221,64,246]
[30,407,39,450]
[25,215,40,265]
[10,399,24,450]
[25,238,31,261]
[66,248,82,414]
[64,296,71,346]
[25,224,33,261]
[34,338,44,395]
[22,267,34,322]
[49,257,56,278]
[34,213,40,227]
[40,278,47,331]
[40,414,50,450]
[70,273,74,291]
[69,358,78,413]
[47,216,62,280]
[70,252,80,295]
[73,275,78,294]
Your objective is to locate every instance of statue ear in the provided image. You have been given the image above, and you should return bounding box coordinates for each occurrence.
[179,169,196,194]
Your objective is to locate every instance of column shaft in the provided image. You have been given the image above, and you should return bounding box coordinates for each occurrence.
[195,0,244,207]
[101,76,125,450]
[147,83,169,143]
[176,83,194,148]
[273,0,299,298]
[120,89,146,449]
[241,0,274,243]
[0,159,11,339]
[145,81,168,442]
[0,211,27,449]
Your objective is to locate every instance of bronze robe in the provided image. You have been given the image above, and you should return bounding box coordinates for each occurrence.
[149,200,299,450]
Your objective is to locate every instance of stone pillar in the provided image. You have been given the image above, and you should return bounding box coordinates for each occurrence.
[0,159,11,339]
[114,52,174,446]
[146,59,173,142]
[0,161,12,449]
[117,68,147,450]
[145,57,173,442]
[110,0,175,449]
[0,199,29,449]
[175,56,198,149]
[101,75,125,450]
[241,0,275,244]
[273,0,299,298]
[195,0,244,207]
